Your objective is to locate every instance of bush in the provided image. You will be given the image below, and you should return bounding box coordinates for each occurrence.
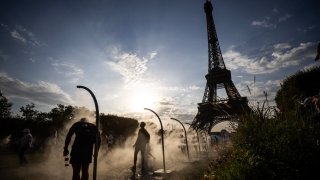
[207,67,320,179]
[213,104,320,179]
[100,114,139,145]
[275,66,320,113]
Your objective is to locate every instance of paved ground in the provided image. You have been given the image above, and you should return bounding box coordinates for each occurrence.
[0,149,215,180]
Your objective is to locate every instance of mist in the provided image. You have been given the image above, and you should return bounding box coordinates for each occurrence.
[2,109,210,179]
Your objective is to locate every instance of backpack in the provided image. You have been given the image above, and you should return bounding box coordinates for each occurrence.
[77,122,97,144]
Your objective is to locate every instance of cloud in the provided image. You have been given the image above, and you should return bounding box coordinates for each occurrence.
[223,42,316,74]
[154,80,282,122]
[278,13,292,22]
[159,85,202,92]
[301,25,317,33]
[158,97,175,106]
[15,25,46,47]
[52,62,84,76]
[50,58,84,83]
[0,72,72,105]
[188,85,201,90]
[155,96,196,122]
[302,62,320,71]
[10,30,27,43]
[251,20,276,29]
[28,58,36,63]
[237,79,282,106]
[251,10,293,29]
[1,24,45,47]
[106,48,155,84]
[152,86,201,122]
[273,43,291,50]
[149,51,158,60]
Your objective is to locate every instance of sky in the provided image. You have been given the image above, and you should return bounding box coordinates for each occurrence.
[0,0,319,130]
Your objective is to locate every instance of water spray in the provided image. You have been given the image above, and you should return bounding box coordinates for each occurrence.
[186,123,201,154]
[170,118,190,161]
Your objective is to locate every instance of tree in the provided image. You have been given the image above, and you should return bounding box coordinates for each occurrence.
[275,66,320,113]
[48,104,74,129]
[20,103,38,120]
[0,93,12,118]
[100,114,139,145]
[36,112,49,121]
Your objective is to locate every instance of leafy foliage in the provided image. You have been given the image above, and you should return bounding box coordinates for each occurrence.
[48,104,74,129]
[275,66,320,112]
[0,93,139,151]
[100,114,139,145]
[211,109,320,179]
[20,103,39,120]
[0,95,12,118]
[210,68,320,179]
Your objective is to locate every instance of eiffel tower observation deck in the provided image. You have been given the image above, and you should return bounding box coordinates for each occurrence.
[191,0,251,133]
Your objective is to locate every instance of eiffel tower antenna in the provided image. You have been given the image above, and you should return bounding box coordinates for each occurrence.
[191,0,251,132]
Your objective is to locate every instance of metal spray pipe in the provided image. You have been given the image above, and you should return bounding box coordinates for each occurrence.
[144,108,166,172]
[77,85,100,180]
[170,118,190,161]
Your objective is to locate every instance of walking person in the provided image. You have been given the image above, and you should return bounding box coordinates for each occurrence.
[131,122,150,177]
[63,118,101,180]
[107,133,114,150]
[192,135,199,154]
[178,134,186,154]
[18,128,33,165]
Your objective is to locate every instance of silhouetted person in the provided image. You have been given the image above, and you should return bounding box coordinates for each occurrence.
[315,42,320,61]
[107,133,114,150]
[178,134,186,153]
[191,136,199,153]
[18,128,33,165]
[63,118,101,180]
[132,122,150,176]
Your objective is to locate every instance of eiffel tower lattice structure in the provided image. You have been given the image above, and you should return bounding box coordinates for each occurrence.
[191,0,251,133]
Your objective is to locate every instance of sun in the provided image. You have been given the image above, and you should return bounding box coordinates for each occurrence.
[130,87,158,112]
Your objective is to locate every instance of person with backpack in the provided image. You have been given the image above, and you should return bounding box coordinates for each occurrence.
[131,122,150,176]
[18,128,33,165]
[63,118,101,180]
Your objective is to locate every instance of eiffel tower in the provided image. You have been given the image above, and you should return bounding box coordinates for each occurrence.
[191,0,250,133]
